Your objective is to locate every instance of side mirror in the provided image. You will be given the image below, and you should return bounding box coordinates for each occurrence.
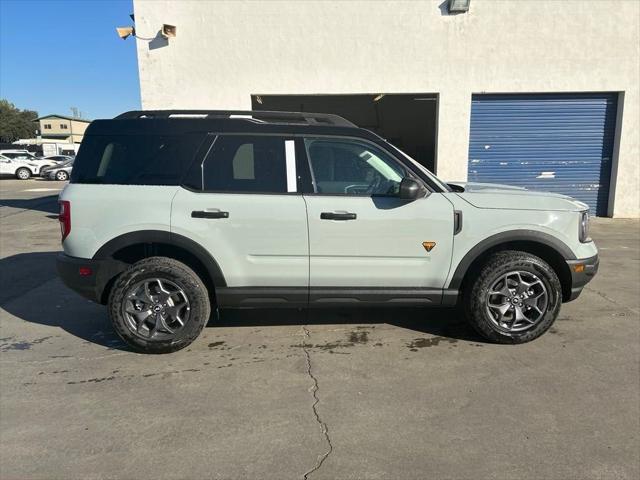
[398,177,421,200]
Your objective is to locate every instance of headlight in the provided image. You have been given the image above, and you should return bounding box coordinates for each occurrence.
[579,211,590,243]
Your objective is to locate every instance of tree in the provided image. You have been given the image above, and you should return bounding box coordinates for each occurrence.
[0,100,38,143]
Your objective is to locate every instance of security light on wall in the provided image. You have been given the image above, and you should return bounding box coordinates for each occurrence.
[116,26,135,40]
[161,24,177,38]
[448,0,471,13]
[115,20,176,41]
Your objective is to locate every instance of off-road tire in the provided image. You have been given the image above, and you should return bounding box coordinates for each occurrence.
[109,257,211,354]
[16,168,31,180]
[464,250,562,344]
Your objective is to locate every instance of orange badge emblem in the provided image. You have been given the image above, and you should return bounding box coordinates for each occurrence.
[422,241,436,252]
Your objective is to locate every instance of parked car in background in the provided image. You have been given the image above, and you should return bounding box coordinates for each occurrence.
[40,157,74,176]
[0,154,41,179]
[44,160,74,181]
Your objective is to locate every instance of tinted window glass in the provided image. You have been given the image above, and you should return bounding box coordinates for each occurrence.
[305,138,405,196]
[71,134,204,185]
[201,135,287,193]
[4,152,33,160]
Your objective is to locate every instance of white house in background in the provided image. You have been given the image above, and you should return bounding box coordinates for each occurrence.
[132,0,639,217]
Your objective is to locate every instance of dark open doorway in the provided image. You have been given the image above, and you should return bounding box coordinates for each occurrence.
[251,93,439,173]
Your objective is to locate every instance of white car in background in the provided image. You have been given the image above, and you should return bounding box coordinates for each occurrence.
[0,154,41,179]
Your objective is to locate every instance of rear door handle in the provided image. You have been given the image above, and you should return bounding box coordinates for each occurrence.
[191,210,229,219]
[320,212,357,221]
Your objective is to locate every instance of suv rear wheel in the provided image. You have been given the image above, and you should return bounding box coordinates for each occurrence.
[109,257,211,353]
[465,251,561,344]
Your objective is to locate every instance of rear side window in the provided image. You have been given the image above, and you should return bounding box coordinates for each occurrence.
[200,135,287,193]
[70,134,204,185]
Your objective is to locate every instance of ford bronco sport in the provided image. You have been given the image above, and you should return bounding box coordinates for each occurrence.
[56,110,599,353]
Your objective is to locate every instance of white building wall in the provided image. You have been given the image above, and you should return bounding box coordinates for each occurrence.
[133,0,640,217]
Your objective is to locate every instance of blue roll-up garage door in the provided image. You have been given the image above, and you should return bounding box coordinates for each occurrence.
[467,93,618,216]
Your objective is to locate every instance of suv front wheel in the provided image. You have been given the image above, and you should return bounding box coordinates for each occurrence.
[109,257,211,353]
[465,251,562,344]
[15,167,31,180]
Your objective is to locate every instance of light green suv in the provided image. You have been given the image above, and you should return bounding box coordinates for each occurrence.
[56,110,599,353]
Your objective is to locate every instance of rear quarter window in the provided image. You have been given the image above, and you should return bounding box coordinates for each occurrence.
[70,134,205,185]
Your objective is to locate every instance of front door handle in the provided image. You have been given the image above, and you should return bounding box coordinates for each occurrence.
[320,212,357,221]
[192,210,229,219]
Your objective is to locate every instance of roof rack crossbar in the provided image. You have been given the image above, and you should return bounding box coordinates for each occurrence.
[115,110,356,127]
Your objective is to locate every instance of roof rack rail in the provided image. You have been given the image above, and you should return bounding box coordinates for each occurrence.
[115,110,356,127]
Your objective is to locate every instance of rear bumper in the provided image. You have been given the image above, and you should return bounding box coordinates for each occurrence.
[565,254,599,301]
[56,253,126,304]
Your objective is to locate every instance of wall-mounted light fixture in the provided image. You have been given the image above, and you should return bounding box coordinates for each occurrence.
[161,24,177,39]
[116,26,134,40]
[448,0,471,14]
[116,15,177,41]
[373,94,385,102]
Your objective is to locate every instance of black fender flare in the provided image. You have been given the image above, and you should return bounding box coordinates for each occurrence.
[448,229,576,290]
[93,230,227,287]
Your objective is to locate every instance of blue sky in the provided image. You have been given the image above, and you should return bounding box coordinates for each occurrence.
[0,0,140,120]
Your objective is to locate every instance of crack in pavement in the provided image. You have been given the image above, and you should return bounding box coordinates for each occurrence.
[584,286,640,315]
[300,325,333,479]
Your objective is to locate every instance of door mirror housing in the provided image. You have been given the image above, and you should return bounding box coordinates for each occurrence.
[398,177,422,200]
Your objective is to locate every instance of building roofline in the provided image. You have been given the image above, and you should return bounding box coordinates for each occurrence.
[35,114,91,123]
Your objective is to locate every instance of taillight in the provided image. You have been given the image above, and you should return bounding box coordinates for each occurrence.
[59,200,71,241]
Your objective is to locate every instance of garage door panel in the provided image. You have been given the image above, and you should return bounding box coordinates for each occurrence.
[468,93,617,216]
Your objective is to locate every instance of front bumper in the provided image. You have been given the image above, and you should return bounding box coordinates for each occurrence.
[565,254,599,301]
[57,253,126,304]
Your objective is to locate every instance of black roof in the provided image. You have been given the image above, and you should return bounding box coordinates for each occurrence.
[116,110,356,127]
[86,110,380,141]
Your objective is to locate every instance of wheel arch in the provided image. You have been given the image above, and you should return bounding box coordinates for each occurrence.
[450,230,575,302]
[93,230,226,304]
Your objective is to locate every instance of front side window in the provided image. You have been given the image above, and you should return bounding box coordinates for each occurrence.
[201,135,288,193]
[305,138,405,196]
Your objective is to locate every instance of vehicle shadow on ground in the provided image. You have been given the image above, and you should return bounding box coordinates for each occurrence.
[0,251,122,350]
[0,251,483,352]
[0,195,59,214]
[215,307,481,342]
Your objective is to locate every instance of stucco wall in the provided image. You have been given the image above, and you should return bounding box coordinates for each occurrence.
[133,0,639,217]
